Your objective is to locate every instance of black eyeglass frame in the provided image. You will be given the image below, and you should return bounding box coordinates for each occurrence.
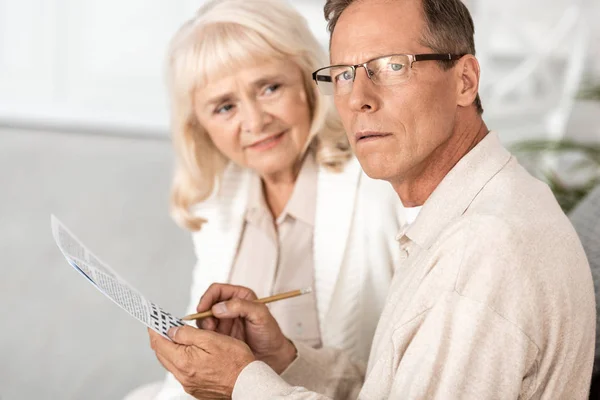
[312,53,466,87]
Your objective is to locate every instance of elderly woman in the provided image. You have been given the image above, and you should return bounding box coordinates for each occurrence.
[128,0,404,398]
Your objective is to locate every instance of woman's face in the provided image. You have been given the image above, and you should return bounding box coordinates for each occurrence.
[193,58,313,180]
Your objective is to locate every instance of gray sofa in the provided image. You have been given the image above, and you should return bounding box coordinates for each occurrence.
[569,185,600,398]
[0,128,195,400]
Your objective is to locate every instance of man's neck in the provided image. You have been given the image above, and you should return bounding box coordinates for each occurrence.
[392,119,489,207]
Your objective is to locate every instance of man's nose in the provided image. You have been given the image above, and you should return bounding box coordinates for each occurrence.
[348,67,379,113]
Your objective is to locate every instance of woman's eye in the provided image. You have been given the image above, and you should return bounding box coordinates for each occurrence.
[215,104,234,114]
[264,84,281,95]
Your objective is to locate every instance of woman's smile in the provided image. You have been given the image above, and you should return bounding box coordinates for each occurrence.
[245,130,288,152]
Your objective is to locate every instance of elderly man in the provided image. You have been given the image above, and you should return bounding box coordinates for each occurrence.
[149,0,595,398]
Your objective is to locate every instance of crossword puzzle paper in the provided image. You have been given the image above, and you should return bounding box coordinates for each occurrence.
[51,215,185,340]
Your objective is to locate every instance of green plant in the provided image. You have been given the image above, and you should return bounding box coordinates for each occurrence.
[579,82,600,101]
[512,140,600,213]
[510,80,600,213]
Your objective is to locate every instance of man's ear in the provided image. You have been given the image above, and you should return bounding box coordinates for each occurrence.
[456,55,480,108]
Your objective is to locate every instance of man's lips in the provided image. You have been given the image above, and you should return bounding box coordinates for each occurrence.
[355,131,393,142]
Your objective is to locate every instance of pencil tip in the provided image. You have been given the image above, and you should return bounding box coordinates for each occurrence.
[301,287,313,294]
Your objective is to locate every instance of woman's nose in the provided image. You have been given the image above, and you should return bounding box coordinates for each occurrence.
[240,101,270,134]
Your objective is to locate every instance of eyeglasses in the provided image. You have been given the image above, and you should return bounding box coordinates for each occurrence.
[312,53,465,96]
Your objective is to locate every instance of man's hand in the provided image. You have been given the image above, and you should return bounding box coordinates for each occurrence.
[195,283,297,373]
[149,326,254,399]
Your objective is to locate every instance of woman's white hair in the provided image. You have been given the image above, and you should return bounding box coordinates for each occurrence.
[168,0,351,231]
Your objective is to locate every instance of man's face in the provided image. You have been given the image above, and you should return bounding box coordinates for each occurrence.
[330,0,460,183]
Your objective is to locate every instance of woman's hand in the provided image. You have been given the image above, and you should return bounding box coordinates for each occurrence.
[195,283,297,373]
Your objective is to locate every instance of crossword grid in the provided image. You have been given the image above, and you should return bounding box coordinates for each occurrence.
[149,302,185,336]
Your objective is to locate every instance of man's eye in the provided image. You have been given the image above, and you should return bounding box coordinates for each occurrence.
[336,70,353,82]
[215,104,234,114]
[390,63,404,72]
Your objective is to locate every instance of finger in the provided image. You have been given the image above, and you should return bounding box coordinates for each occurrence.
[154,346,179,374]
[196,283,258,314]
[215,317,234,336]
[154,327,215,380]
[154,345,202,390]
[212,297,272,326]
[230,319,247,341]
[167,324,218,349]
[150,327,181,357]
[197,316,217,331]
[149,328,194,378]
[148,327,169,351]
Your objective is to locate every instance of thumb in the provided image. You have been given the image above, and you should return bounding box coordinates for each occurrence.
[212,298,271,325]
[167,324,216,346]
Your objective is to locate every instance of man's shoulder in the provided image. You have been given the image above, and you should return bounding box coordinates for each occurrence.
[460,156,580,253]
[429,196,588,305]
[472,156,563,219]
[428,210,592,348]
[441,203,586,278]
[432,213,530,273]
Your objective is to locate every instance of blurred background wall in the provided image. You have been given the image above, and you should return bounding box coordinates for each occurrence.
[0,1,599,399]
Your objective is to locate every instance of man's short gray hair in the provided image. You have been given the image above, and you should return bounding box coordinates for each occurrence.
[324,0,484,115]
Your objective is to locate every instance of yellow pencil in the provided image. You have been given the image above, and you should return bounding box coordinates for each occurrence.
[181,287,313,321]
